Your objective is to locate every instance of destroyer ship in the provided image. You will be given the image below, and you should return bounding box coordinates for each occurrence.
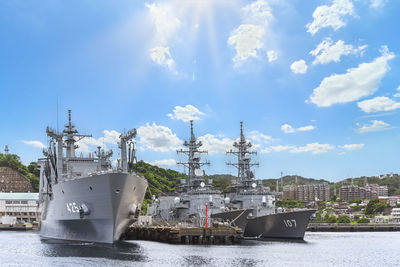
[38,110,148,244]
[147,121,228,226]
[212,122,316,239]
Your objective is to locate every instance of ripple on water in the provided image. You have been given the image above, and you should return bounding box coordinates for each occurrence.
[0,231,399,267]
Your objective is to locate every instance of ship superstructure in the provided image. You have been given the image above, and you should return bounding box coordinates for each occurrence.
[147,121,225,226]
[224,122,275,217]
[38,110,148,244]
[212,122,315,239]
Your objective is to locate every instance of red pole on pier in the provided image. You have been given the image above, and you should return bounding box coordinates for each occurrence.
[205,205,208,228]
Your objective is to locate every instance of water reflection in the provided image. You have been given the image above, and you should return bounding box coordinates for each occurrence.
[40,239,147,262]
[182,255,212,266]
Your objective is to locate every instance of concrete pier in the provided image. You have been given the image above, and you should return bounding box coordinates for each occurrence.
[307,223,400,232]
[123,225,242,245]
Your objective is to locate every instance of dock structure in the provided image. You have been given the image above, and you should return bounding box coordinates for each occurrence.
[123,225,242,245]
[307,223,400,232]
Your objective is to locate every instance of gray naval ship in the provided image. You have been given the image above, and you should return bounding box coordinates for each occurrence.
[147,121,229,226]
[212,122,316,240]
[38,110,148,244]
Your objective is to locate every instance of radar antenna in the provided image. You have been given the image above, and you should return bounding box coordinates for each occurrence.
[226,121,259,190]
[177,120,210,189]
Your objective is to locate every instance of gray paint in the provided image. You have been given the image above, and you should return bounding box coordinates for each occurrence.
[38,110,147,244]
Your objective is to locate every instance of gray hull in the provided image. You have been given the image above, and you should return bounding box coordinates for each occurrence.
[244,209,316,239]
[40,172,147,244]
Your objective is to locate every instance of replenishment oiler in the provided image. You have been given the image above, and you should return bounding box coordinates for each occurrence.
[212,122,316,240]
[38,110,147,244]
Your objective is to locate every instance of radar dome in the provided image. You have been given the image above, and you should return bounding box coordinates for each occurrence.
[195,169,203,177]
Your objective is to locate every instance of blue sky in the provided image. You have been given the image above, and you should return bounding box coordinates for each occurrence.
[1,0,400,181]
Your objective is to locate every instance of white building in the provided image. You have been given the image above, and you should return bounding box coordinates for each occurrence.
[0,193,39,223]
[391,208,400,223]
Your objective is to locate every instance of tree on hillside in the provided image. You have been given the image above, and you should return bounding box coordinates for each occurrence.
[337,215,351,223]
[0,153,39,191]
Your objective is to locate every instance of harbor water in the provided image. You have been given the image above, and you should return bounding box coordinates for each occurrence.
[0,231,399,267]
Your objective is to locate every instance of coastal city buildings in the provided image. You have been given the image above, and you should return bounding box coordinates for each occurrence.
[283,183,330,201]
[339,184,388,201]
[0,192,39,223]
[0,167,39,223]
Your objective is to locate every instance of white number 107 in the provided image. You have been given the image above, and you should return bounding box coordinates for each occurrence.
[283,219,296,227]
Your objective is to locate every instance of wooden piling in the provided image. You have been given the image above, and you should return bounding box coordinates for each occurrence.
[123,225,242,245]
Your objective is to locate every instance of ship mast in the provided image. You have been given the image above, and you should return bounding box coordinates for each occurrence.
[46,110,92,181]
[227,121,259,190]
[63,110,91,158]
[177,120,209,189]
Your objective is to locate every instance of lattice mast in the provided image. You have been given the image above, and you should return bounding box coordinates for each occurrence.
[46,110,92,181]
[177,120,209,188]
[227,121,259,189]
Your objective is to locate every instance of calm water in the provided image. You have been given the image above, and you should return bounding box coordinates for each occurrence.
[0,231,399,267]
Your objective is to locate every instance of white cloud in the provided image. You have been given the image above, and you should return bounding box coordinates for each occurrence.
[146,2,181,72]
[290,142,335,154]
[149,46,176,73]
[297,125,316,132]
[281,124,295,133]
[168,105,204,122]
[77,130,122,153]
[228,24,265,66]
[260,147,272,153]
[340,144,365,151]
[137,123,182,152]
[267,50,278,62]
[290,60,308,74]
[262,142,334,154]
[270,145,294,152]
[281,124,315,133]
[260,145,294,154]
[146,2,181,44]
[150,158,176,167]
[310,38,367,65]
[228,0,273,66]
[306,0,354,35]
[357,120,391,133]
[198,134,234,154]
[248,130,273,143]
[243,0,273,22]
[21,140,46,149]
[357,96,400,113]
[309,46,395,107]
[394,86,400,98]
[100,130,121,145]
[367,0,387,9]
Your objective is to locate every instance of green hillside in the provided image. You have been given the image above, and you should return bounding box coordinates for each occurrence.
[129,161,187,213]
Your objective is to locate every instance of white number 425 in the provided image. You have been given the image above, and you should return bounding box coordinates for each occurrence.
[66,202,79,213]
